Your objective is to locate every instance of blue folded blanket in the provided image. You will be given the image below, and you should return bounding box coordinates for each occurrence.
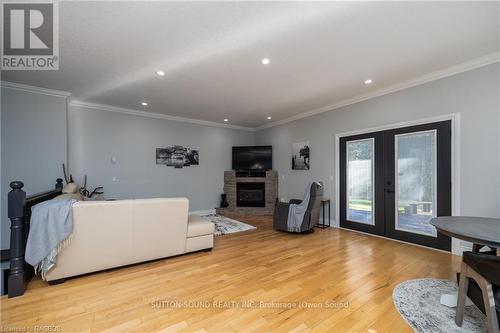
[287,182,320,232]
[25,199,75,279]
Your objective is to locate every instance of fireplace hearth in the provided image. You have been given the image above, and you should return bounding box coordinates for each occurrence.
[237,182,265,207]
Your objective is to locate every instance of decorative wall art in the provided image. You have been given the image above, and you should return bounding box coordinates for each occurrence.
[156,146,199,168]
[292,141,310,170]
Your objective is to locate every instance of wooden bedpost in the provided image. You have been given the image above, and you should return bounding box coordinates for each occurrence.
[8,181,26,298]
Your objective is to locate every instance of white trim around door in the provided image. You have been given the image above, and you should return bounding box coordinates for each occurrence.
[334,113,462,255]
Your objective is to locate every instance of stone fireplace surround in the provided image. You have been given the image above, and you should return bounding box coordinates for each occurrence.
[216,170,278,215]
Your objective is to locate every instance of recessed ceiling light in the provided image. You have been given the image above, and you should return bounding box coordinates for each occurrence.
[223,118,229,122]
[267,116,272,120]
[156,70,165,76]
[364,79,373,84]
[141,102,148,106]
[261,58,270,65]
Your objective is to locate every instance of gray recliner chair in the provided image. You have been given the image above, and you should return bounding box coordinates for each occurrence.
[273,182,323,233]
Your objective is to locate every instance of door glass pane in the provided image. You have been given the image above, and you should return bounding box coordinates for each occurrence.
[346,139,374,225]
[395,130,437,236]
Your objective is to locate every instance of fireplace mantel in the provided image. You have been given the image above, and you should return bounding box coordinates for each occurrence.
[216,170,278,215]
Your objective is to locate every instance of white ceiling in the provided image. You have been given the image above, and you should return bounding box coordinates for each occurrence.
[2,1,499,128]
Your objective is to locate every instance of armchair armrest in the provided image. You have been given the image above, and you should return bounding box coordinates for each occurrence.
[273,202,290,231]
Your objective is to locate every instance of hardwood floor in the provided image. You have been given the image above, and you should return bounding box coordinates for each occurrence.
[1,214,461,333]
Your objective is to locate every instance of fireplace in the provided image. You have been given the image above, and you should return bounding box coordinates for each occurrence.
[236,182,265,207]
[217,171,278,215]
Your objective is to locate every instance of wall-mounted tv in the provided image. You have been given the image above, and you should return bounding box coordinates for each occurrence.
[232,146,272,171]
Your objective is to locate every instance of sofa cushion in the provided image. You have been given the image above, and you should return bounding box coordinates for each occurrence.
[133,198,189,261]
[187,214,215,238]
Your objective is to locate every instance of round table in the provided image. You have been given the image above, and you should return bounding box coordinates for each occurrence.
[431,216,500,250]
[430,216,500,308]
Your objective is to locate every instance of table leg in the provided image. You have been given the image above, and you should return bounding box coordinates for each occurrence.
[315,201,330,229]
[328,200,330,227]
[440,294,473,308]
[441,294,458,307]
[322,202,325,226]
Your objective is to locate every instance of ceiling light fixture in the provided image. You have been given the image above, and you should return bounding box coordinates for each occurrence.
[364,79,373,84]
[267,116,272,120]
[223,118,229,122]
[156,70,165,76]
[261,58,270,65]
[141,102,148,106]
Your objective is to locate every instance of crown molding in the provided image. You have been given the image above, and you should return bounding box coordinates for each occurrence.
[3,52,498,132]
[0,80,72,98]
[69,100,255,132]
[255,52,500,131]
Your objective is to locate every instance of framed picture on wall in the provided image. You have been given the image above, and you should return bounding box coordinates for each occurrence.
[156,146,199,168]
[292,141,310,170]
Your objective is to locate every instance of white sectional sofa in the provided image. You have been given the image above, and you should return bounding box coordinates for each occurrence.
[45,198,214,283]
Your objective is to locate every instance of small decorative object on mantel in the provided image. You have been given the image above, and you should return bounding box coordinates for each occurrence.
[156,146,199,168]
[220,193,229,208]
[78,174,104,200]
[292,141,310,170]
[62,164,104,200]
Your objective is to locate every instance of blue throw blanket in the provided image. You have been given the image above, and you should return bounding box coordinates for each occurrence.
[25,199,75,279]
[287,182,321,232]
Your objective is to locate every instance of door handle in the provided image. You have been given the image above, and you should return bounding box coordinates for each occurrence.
[385,189,395,193]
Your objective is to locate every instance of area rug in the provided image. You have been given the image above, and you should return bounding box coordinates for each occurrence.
[201,214,256,236]
[393,279,486,333]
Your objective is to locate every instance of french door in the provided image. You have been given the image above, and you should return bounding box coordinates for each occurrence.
[340,121,452,251]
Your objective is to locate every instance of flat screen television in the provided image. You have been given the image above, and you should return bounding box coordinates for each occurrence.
[232,146,272,171]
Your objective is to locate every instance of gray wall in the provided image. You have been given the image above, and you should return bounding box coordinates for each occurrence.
[68,105,254,211]
[1,63,498,251]
[1,87,68,249]
[255,63,500,222]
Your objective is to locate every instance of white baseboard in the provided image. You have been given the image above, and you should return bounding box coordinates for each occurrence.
[190,209,216,216]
